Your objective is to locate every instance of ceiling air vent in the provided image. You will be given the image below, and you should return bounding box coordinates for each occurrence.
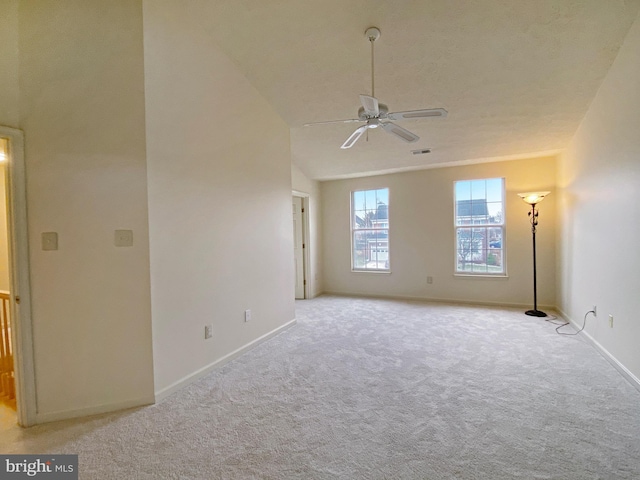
[411,149,431,155]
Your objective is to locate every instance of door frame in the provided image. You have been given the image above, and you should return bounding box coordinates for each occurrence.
[292,190,310,299]
[1,126,37,427]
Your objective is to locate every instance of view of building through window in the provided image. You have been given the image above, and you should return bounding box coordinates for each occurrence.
[351,188,389,271]
[454,178,505,274]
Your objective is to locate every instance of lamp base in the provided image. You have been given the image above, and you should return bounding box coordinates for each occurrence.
[525,309,547,317]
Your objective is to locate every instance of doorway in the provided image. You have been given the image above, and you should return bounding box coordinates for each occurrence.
[0,137,15,413]
[0,126,36,427]
[292,192,310,299]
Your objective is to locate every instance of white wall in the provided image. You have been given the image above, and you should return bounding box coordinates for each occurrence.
[322,157,556,308]
[0,0,18,293]
[143,0,296,397]
[557,12,640,381]
[18,1,155,419]
[0,0,19,128]
[292,163,323,298]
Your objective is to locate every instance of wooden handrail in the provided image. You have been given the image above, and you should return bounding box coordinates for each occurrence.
[0,291,16,409]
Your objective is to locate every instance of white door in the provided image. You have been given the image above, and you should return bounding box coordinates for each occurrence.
[292,197,305,299]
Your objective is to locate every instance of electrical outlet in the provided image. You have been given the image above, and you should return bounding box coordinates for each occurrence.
[427,276,433,284]
[609,315,614,328]
[245,309,251,322]
[205,325,213,339]
[592,305,597,316]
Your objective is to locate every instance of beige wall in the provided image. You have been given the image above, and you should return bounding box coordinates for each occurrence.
[18,1,155,420]
[143,0,296,397]
[558,12,640,381]
[0,0,19,128]
[321,157,556,308]
[292,163,323,298]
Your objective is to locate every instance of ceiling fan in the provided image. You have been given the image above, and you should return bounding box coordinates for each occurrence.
[304,27,448,149]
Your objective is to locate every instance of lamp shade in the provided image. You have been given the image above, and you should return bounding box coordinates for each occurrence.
[517,191,550,205]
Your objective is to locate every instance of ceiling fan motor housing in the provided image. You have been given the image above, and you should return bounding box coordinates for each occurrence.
[358,103,388,120]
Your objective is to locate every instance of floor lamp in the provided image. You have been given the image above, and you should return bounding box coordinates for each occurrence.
[517,191,550,317]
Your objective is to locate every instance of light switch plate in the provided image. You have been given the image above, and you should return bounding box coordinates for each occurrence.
[114,229,133,247]
[42,232,58,251]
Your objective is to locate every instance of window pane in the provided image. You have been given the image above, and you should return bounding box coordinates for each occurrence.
[353,190,365,212]
[488,227,502,249]
[486,178,502,202]
[370,229,389,269]
[376,188,389,206]
[471,180,486,200]
[457,227,483,272]
[470,200,488,224]
[365,190,376,210]
[487,202,503,224]
[353,209,367,229]
[353,230,368,269]
[456,181,471,201]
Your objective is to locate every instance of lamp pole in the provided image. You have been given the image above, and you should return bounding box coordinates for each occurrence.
[526,202,545,317]
[518,192,550,317]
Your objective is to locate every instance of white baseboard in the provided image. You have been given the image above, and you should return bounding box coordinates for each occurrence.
[557,308,640,393]
[155,318,297,403]
[35,395,155,425]
[321,291,554,311]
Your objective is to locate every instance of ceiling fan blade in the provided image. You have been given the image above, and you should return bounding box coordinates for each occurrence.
[387,108,448,121]
[380,121,419,143]
[340,125,368,149]
[359,95,379,117]
[303,118,362,127]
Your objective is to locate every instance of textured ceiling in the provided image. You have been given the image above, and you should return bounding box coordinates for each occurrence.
[197,0,639,180]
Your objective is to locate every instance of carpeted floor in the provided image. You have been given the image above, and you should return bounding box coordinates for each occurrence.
[2,295,639,479]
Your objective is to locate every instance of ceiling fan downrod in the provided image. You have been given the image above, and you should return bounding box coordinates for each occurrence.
[365,27,381,98]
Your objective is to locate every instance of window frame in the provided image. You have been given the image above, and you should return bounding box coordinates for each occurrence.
[350,187,390,273]
[453,178,506,277]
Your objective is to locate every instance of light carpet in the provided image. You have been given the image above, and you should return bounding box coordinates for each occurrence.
[1,295,639,479]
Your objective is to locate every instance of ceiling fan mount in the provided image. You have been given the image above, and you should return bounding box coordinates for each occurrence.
[304,26,448,149]
[364,26,381,43]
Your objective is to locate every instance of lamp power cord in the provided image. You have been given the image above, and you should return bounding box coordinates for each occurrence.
[552,309,595,336]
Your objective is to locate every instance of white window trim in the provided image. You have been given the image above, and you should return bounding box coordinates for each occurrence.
[454,178,507,277]
[350,188,390,272]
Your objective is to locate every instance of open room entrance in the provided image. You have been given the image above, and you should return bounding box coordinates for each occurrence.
[0,137,15,424]
[292,193,310,299]
[0,126,36,427]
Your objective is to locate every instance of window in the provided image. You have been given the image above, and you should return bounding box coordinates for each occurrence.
[351,188,389,271]
[454,178,505,275]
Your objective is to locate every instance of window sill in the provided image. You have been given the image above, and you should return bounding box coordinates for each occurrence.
[454,273,508,279]
[351,269,391,274]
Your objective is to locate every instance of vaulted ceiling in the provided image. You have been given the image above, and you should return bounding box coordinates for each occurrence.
[198,0,639,180]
